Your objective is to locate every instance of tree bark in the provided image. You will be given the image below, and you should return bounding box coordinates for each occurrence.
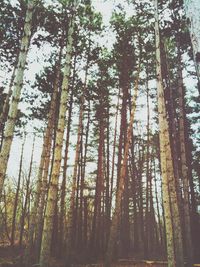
[177,48,193,266]
[24,44,63,267]
[91,115,105,255]
[34,45,63,262]
[110,89,120,216]
[66,41,90,258]
[154,1,184,266]
[39,4,77,266]
[0,57,18,141]
[0,0,36,199]
[58,95,73,250]
[145,68,150,258]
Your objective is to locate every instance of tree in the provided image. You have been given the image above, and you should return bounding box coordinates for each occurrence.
[154,0,184,266]
[11,134,26,246]
[105,41,141,266]
[0,0,199,266]
[0,0,36,199]
[39,1,78,266]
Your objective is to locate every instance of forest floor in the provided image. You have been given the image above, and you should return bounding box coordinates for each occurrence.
[0,245,23,267]
[72,260,200,267]
[0,247,200,267]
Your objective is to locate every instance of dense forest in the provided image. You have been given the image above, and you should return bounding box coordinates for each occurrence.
[0,0,200,267]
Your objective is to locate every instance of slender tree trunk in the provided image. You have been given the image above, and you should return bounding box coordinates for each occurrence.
[59,107,71,248]
[110,89,120,215]
[80,100,90,250]
[105,57,140,266]
[154,1,184,266]
[145,68,150,258]
[19,135,35,247]
[129,159,138,253]
[59,56,76,255]
[135,140,145,256]
[185,121,199,259]
[39,5,77,266]
[66,43,90,258]
[34,46,63,262]
[34,135,52,260]
[0,57,18,140]
[105,105,110,248]
[77,129,84,250]
[163,41,182,209]
[2,190,11,243]
[153,156,164,255]
[177,48,193,266]
[66,104,82,255]
[24,40,64,267]
[0,0,36,199]
[91,116,104,255]
[11,134,26,247]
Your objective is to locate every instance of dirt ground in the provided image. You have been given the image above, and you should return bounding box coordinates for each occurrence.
[0,247,200,267]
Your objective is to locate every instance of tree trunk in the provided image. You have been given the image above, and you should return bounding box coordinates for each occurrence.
[105,57,140,266]
[80,100,90,249]
[162,41,182,211]
[105,105,110,249]
[59,55,76,255]
[91,116,104,255]
[34,46,63,262]
[153,156,164,255]
[24,43,63,267]
[177,48,193,266]
[0,0,35,199]
[11,134,26,247]
[19,135,35,247]
[66,42,90,258]
[110,89,120,216]
[145,68,150,258]
[0,56,18,142]
[154,0,184,266]
[39,4,77,266]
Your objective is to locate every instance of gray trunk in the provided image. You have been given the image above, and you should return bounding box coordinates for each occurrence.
[0,0,35,199]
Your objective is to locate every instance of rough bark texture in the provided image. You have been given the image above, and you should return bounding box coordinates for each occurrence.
[39,4,77,266]
[0,0,35,199]
[59,55,77,254]
[59,87,74,254]
[154,1,184,266]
